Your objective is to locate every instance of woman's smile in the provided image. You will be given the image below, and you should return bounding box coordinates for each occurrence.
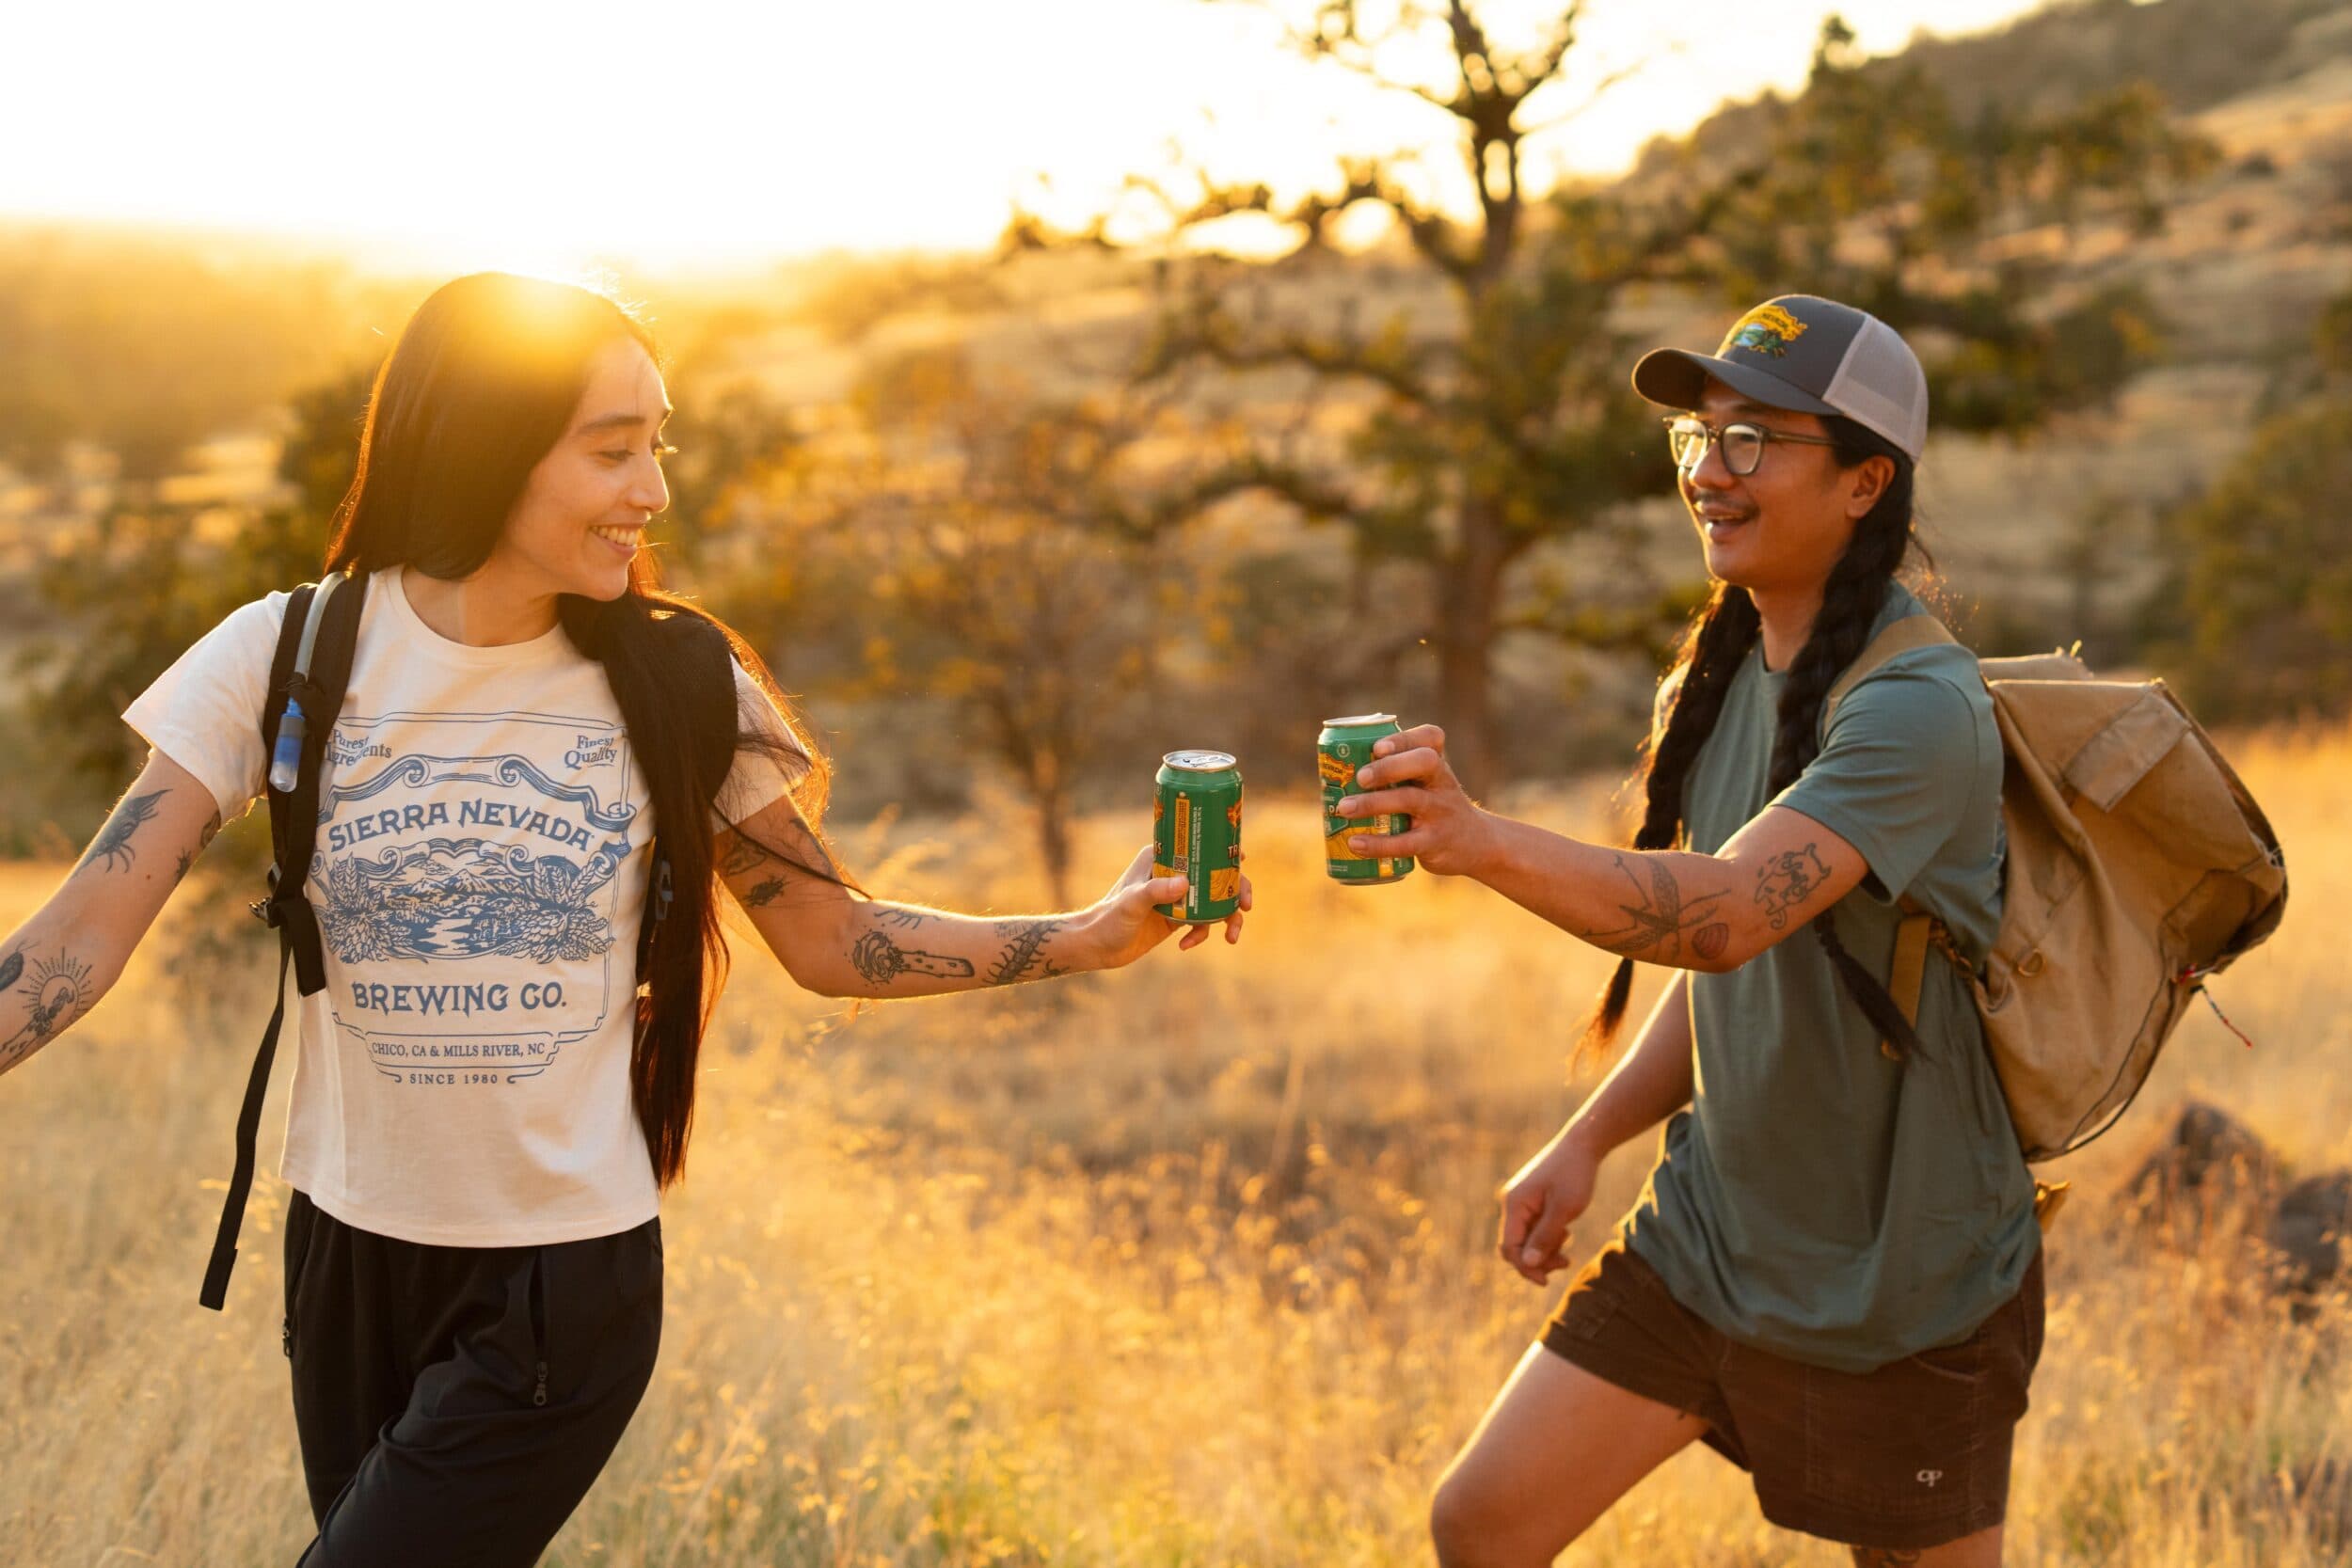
[589,522,643,557]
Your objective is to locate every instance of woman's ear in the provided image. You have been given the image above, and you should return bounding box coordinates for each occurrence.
[1845,453,1895,520]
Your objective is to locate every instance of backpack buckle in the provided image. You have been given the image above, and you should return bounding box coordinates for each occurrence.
[252,865,285,927]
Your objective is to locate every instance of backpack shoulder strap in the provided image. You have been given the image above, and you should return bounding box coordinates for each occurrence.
[260,580,324,802]
[258,570,369,995]
[1821,613,1961,740]
[1881,904,1936,1062]
[1813,612,1964,1066]
[202,570,368,1311]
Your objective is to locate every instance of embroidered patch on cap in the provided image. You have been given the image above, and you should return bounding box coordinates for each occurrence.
[1723,303,1808,357]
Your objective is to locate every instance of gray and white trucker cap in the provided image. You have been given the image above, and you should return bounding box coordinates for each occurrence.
[1631,295,1929,463]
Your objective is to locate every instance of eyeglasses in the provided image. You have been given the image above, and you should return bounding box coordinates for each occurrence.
[1663,416,1838,477]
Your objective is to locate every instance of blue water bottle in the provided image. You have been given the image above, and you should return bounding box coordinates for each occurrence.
[267,697,307,794]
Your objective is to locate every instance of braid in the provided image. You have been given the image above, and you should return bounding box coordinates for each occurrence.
[1764,418,1930,1058]
[1641,586,1763,846]
[1765,521,1911,791]
[1574,582,1759,1066]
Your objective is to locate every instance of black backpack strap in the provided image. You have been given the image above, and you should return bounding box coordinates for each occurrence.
[258,572,369,996]
[633,613,739,985]
[200,571,368,1311]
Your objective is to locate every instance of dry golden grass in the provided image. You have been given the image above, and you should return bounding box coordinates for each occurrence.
[0,727,2345,1566]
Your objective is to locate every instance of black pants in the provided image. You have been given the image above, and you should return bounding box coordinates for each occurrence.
[282,1191,663,1567]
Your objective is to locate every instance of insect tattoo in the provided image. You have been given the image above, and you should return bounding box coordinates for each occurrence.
[986,919,1070,986]
[1585,855,1730,966]
[83,790,168,874]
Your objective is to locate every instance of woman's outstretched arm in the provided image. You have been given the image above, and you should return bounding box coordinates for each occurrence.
[1,752,224,1077]
[714,794,1250,1000]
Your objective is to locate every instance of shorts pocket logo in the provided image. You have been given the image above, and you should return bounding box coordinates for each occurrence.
[1916,1468,1945,1488]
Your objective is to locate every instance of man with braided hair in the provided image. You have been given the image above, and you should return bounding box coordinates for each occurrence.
[1336,296,2039,1567]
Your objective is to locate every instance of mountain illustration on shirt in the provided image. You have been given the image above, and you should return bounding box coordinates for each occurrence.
[317,836,622,963]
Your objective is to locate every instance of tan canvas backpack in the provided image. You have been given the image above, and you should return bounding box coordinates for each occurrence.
[1822,616,2289,1164]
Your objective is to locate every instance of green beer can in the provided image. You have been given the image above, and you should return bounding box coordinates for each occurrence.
[1153,751,1244,923]
[1320,714,1414,884]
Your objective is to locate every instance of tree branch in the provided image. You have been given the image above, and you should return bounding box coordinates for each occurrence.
[1517,53,1655,143]
[1135,296,1444,412]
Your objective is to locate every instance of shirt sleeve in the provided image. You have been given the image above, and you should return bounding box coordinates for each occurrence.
[120,594,288,824]
[1769,666,1983,905]
[711,659,813,829]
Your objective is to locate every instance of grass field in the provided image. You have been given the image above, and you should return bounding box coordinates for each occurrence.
[0,730,2345,1566]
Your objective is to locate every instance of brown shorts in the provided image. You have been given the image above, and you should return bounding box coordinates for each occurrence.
[1541,1242,2044,1552]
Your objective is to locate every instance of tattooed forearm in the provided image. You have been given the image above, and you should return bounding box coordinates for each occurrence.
[1,948,96,1069]
[1584,854,1731,965]
[81,790,168,874]
[986,919,1070,987]
[1755,844,1830,931]
[849,928,976,988]
[872,907,931,929]
[740,876,787,908]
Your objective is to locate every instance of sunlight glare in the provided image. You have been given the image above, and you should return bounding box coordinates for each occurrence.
[0,0,2052,274]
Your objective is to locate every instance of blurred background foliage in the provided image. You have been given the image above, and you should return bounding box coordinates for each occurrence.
[4,0,2349,873]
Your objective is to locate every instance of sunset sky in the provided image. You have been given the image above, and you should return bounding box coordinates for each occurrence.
[7,0,2050,275]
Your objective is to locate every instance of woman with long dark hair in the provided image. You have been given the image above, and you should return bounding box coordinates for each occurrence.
[1341,298,2040,1566]
[0,271,1248,1565]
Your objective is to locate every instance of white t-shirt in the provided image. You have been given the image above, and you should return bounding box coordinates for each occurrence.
[125,565,803,1245]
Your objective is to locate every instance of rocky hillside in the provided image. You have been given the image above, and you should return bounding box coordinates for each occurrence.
[726,0,2352,669]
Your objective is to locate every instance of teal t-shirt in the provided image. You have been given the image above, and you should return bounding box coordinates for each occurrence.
[1622,582,2039,1374]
